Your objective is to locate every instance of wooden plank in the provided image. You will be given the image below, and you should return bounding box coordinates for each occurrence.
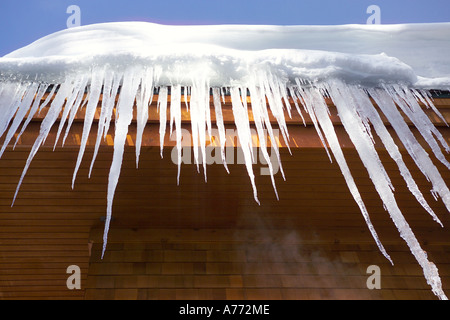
[4,117,450,150]
[88,227,450,246]
[25,95,450,126]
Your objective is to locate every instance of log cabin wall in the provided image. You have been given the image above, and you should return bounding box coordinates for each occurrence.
[0,94,449,300]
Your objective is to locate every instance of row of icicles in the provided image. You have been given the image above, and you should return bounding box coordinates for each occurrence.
[0,66,449,299]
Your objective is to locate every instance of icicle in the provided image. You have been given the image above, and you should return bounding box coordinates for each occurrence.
[89,69,118,177]
[189,85,200,173]
[387,84,450,170]
[205,86,213,143]
[102,72,123,141]
[288,86,306,127]
[294,82,393,264]
[170,84,182,184]
[212,87,229,174]
[239,86,254,162]
[248,84,279,200]
[189,78,209,181]
[38,85,58,115]
[368,88,450,212]
[61,78,89,147]
[199,81,210,182]
[328,82,394,192]
[184,86,189,111]
[72,67,105,188]
[13,83,49,149]
[102,67,142,258]
[398,86,450,155]
[326,79,447,300]
[53,76,88,150]
[294,79,333,163]
[12,78,75,204]
[351,86,442,226]
[250,75,287,181]
[230,86,260,205]
[0,83,39,158]
[414,89,448,126]
[259,71,291,155]
[157,86,168,158]
[135,68,154,168]
[0,83,27,139]
[221,87,226,104]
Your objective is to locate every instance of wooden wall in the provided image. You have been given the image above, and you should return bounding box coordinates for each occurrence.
[0,96,449,300]
[82,147,450,300]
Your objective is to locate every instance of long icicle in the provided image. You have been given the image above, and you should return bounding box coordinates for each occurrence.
[13,83,50,149]
[368,87,450,212]
[350,85,442,226]
[230,86,260,205]
[0,83,39,158]
[72,67,105,188]
[135,68,154,168]
[295,82,393,264]
[212,87,230,174]
[89,69,119,177]
[102,67,142,258]
[0,83,27,139]
[12,78,74,204]
[387,84,450,170]
[170,84,182,184]
[248,84,279,200]
[325,79,447,300]
[157,86,168,159]
[53,76,87,151]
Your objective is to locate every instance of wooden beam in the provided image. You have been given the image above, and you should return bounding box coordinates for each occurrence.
[29,95,450,127]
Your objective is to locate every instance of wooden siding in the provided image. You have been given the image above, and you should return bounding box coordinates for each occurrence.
[0,94,449,300]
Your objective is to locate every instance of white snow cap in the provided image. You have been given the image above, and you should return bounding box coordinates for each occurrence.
[1,22,450,88]
[0,22,449,300]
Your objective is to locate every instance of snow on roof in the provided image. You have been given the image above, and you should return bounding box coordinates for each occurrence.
[1,22,450,88]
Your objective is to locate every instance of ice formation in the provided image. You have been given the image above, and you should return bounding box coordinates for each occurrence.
[0,22,449,299]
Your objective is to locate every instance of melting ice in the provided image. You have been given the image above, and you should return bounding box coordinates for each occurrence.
[0,22,449,300]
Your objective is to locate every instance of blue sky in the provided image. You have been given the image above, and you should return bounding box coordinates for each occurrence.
[1,0,449,56]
